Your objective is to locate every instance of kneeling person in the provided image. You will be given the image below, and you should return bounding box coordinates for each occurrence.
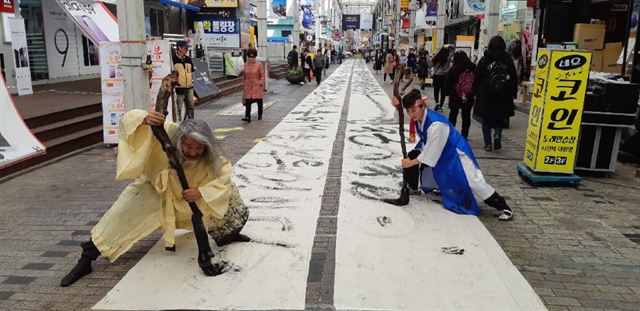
[61,110,249,287]
[392,89,513,221]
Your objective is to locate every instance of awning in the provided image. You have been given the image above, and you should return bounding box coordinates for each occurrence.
[157,0,201,12]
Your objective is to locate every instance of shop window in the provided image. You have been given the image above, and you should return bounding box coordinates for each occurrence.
[282,30,292,37]
[149,8,166,37]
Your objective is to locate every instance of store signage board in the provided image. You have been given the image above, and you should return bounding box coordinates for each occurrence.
[185,0,238,8]
[0,0,14,13]
[523,49,591,174]
[0,71,45,170]
[463,0,485,16]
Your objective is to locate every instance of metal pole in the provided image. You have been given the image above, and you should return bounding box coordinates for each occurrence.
[479,0,500,54]
[257,0,269,90]
[315,0,321,51]
[436,0,445,49]
[117,0,148,111]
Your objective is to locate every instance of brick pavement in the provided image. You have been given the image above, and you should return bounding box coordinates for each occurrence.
[0,67,339,311]
[1,62,639,311]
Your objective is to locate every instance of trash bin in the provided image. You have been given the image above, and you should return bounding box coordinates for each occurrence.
[575,76,639,172]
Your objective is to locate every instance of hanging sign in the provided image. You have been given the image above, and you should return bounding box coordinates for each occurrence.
[100,40,174,144]
[0,71,45,169]
[523,49,591,174]
[43,0,81,78]
[9,17,33,95]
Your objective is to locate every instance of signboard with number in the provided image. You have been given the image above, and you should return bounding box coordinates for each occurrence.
[523,49,591,174]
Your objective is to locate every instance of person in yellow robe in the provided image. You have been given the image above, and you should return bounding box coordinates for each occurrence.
[60,110,249,287]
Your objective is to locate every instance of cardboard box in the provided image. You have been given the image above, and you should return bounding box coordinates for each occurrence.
[573,23,606,50]
[590,49,603,72]
[602,42,623,73]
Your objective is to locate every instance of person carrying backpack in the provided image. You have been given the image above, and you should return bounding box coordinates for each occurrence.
[473,35,518,151]
[313,49,325,85]
[443,50,476,139]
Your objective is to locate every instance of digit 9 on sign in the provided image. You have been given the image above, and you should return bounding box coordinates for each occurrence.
[547,108,579,130]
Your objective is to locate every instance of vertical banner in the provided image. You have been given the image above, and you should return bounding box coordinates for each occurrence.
[523,49,591,174]
[524,49,551,169]
[55,0,119,44]
[464,0,485,16]
[360,14,373,29]
[100,40,173,144]
[9,17,33,96]
[0,0,14,13]
[415,0,438,29]
[0,71,45,169]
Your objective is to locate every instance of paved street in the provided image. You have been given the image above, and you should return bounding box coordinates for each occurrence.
[1,60,639,311]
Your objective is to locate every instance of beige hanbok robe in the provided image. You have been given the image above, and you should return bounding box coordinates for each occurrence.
[91,110,234,262]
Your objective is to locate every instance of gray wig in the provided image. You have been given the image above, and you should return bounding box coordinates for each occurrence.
[171,119,225,177]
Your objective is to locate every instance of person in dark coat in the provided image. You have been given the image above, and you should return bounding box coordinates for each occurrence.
[473,36,518,151]
[416,51,430,90]
[443,51,476,139]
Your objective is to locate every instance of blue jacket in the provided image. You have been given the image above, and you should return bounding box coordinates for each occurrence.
[415,110,481,215]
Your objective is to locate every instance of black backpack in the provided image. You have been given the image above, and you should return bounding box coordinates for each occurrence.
[486,59,510,92]
[287,51,295,65]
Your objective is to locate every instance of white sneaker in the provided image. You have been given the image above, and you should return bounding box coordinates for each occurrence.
[498,209,513,221]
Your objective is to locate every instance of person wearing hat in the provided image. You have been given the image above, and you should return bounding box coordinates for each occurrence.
[173,40,195,119]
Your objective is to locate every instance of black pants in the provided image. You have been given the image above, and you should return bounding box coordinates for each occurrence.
[244,98,263,120]
[449,99,473,138]
[403,150,511,211]
[432,75,446,107]
[314,67,322,84]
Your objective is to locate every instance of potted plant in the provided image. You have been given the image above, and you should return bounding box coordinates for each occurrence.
[285,67,304,84]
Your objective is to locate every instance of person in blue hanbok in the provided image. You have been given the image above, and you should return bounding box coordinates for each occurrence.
[391,89,513,221]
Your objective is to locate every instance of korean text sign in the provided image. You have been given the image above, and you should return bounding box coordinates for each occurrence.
[523,49,591,173]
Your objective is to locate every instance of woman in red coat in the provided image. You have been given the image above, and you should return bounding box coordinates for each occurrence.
[242,48,265,122]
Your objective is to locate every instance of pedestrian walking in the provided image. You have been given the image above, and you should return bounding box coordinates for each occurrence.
[407,48,417,73]
[313,49,325,85]
[388,89,513,221]
[173,40,195,120]
[242,48,265,122]
[473,35,518,151]
[417,51,430,90]
[374,50,383,74]
[430,46,451,112]
[301,48,313,84]
[384,49,394,82]
[60,110,250,287]
[444,51,476,139]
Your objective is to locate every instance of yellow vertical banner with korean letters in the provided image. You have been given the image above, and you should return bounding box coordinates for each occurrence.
[535,50,590,173]
[401,0,410,10]
[523,49,551,169]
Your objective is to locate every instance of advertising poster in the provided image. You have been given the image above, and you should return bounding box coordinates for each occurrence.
[271,0,286,17]
[9,17,33,96]
[342,14,360,30]
[55,0,119,44]
[524,49,591,174]
[42,0,81,78]
[100,40,173,144]
[464,0,485,16]
[415,1,438,30]
[400,0,409,10]
[401,10,410,29]
[0,71,45,169]
[0,0,14,13]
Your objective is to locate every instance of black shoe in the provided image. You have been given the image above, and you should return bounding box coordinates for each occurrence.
[494,136,502,150]
[484,145,493,151]
[242,117,251,123]
[60,257,92,287]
